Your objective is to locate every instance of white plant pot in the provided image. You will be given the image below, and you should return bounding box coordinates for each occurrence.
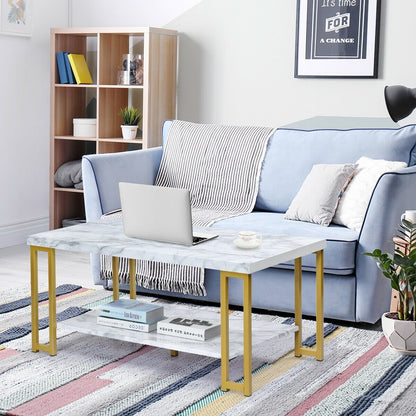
[382,312,416,355]
[121,125,138,140]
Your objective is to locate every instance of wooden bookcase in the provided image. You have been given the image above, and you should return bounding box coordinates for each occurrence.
[50,27,177,229]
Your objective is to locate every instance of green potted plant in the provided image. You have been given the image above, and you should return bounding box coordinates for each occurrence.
[120,106,142,140]
[364,219,416,354]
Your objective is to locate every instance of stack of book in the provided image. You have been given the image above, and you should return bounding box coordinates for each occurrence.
[157,317,220,341]
[56,52,93,84]
[97,299,164,333]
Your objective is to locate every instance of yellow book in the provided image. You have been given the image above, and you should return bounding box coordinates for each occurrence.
[67,54,93,84]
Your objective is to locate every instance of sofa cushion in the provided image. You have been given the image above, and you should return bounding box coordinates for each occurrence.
[212,211,359,275]
[284,163,356,226]
[256,125,416,213]
[332,157,407,230]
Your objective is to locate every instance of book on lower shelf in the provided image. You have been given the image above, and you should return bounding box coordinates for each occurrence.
[157,317,221,341]
[97,315,157,332]
[99,299,164,324]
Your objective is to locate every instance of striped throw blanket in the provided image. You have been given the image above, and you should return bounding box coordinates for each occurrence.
[101,120,275,295]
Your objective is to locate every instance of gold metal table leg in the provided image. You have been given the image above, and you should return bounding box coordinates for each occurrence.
[243,272,252,396]
[220,271,230,392]
[220,270,252,396]
[111,258,136,300]
[30,246,57,356]
[294,250,324,361]
[315,250,324,361]
[294,257,302,357]
[112,257,119,301]
[129,258,137,299]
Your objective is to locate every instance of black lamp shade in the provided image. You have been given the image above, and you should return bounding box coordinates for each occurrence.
[384,85,416,122]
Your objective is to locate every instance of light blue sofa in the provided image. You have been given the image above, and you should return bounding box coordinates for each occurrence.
[82,120,416,323]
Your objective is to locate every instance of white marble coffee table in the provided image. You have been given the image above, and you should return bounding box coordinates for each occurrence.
[28,222,326,396]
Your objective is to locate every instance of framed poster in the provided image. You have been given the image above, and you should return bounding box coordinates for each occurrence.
[295,0,381,78]
[1,0,32,37]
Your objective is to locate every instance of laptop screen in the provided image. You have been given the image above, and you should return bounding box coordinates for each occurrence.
[119,182,195,245]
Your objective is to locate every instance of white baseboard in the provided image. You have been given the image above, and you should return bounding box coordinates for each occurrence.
[0,217,49,248]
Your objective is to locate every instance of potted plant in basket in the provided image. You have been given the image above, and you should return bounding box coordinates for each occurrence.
[365,219,416,355]
[120,106,142,140]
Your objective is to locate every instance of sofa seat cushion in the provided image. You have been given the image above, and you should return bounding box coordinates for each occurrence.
[212,212,359,275]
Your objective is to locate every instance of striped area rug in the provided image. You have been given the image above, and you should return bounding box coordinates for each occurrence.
[1,288,415,416]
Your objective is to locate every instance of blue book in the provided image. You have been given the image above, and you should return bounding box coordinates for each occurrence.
[64,52,75,84]
[56,52,68,84]
[99,299,164,324]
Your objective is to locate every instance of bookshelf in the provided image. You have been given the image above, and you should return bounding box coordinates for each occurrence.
[50,27,178,229]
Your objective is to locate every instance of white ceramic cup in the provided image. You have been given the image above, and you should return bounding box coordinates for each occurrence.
[401,210,416,224]
[238,231,257,242]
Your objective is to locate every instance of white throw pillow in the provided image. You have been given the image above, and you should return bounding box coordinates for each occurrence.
[332,157,408,230]
[284,163,356,227]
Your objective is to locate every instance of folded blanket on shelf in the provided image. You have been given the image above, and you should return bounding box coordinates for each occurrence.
[54,159,83,189]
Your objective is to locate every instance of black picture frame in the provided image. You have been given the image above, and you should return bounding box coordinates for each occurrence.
[294,0,381,78]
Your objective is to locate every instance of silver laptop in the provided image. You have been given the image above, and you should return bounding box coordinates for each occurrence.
[119,182,218,246]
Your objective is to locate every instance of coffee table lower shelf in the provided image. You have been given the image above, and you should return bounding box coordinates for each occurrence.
[62,309,298,359]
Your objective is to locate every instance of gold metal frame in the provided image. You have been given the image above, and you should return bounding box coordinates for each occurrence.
[294,250,324,361]
[112,257,137,300]
[220,249,324,396]
[30,247,324,389]
[30,245,57,356]
[220,270,252,396]
[112,257,119,300]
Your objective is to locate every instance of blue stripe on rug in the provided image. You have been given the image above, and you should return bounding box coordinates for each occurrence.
[282,318,338,347]
[303,323,339,347]
[340,354,416,416]
[114,360,222,416]
[0,284,82,314]
[0,306,88,344]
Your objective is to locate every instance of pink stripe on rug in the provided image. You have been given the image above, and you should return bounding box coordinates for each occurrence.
[0,348,20,360]
[9,345,155,416]
[38,287,91,306]
[286,336,388,416]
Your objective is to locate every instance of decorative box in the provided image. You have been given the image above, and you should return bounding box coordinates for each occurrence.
[73,118,97,137]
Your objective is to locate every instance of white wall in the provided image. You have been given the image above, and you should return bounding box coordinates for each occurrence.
[165,0,416,126]
[70,0,202,28]
[0,0,68,247]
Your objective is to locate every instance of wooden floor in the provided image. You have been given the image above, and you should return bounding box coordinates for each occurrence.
[0,244,102,292]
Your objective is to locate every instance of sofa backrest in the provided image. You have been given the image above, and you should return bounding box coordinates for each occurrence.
[162,121,416,213]
[256,125,416,212]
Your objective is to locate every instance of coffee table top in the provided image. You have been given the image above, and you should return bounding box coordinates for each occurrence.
[28,222,326,274]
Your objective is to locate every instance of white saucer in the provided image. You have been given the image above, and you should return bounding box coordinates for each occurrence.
[233,238,262,249]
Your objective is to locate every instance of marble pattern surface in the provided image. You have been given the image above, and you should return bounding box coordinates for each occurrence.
[62,307,298,359]
[27,222,326,274]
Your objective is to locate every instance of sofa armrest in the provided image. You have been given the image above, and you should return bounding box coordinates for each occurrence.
[82,147,163,221]
[356,166,416,322]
